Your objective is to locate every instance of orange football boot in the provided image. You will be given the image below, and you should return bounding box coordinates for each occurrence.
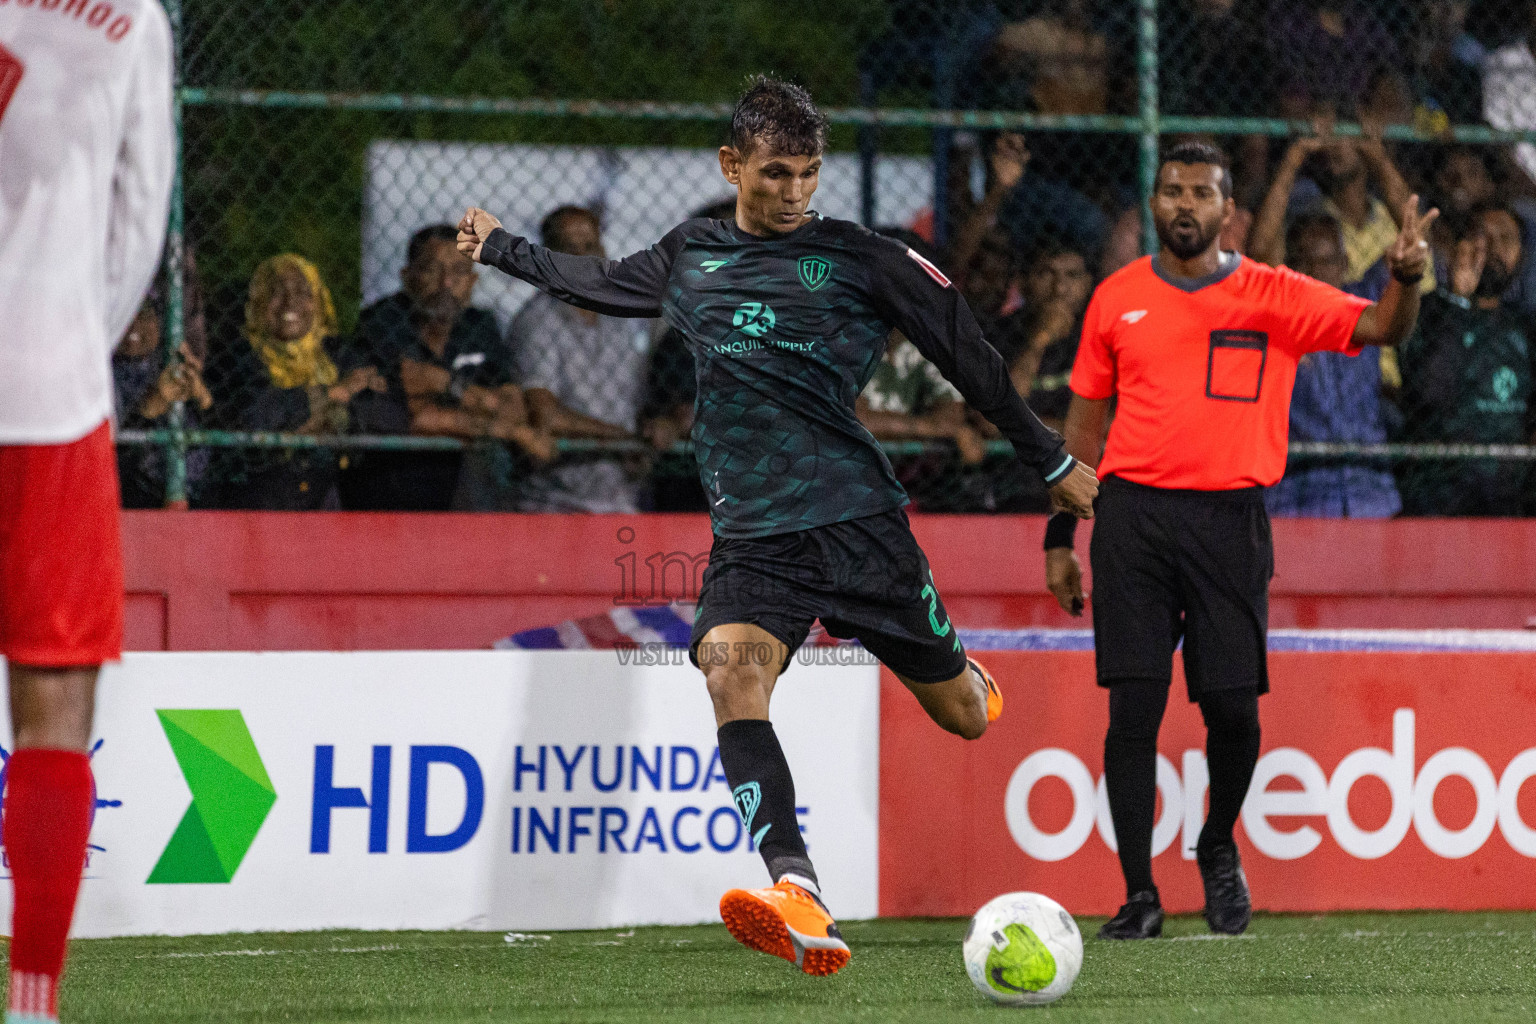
[719,880,851,975]
[969,657,1003,722]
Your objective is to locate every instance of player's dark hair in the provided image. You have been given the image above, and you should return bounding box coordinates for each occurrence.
[729,75,828,158]
[1284,212,1346,259]
[407,224,459,267]
[1157,141,1232,201]
[540,205,601,251]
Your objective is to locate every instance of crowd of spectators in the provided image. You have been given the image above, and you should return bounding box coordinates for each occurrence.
[117,0,1536,515]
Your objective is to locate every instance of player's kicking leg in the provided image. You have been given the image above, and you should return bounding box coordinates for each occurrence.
[694,622,851,977]
[895,657,1002,739]
[0,425,121,1023]
[817,512,1002,739]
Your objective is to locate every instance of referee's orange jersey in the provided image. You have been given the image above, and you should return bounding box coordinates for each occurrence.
[1070,253,1372,490]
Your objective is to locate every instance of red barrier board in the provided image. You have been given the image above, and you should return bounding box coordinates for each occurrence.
[879,651,1536,917]
[122,513,1536,651]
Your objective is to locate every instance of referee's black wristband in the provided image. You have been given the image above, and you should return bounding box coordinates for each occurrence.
[1391,267,1424,285]
[1044,511,1078,551]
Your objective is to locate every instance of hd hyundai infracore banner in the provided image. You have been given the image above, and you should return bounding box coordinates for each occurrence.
[0,652,878,937]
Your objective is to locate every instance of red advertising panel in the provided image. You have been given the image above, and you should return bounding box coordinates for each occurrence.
[880,651,1536,917]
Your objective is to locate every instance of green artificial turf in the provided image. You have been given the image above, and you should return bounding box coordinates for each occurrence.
[49,913,1536,1023]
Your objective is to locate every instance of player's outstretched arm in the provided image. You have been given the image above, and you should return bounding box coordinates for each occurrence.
[457,206,685,319]
[866,235,1093,503]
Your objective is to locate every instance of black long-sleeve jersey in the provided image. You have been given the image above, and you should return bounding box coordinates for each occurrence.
[480,214,1071,538]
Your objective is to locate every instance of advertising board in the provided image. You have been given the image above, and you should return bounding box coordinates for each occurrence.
[0,652,879,937]
[880,651,1536,916]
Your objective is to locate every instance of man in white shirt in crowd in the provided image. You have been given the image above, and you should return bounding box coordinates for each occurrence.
[505,206,648,513]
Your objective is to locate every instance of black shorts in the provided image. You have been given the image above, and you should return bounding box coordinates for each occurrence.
[1089,476,1273,699]
[688,506,969,683]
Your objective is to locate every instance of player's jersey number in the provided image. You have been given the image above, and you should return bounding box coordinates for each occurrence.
[0,42,23,125]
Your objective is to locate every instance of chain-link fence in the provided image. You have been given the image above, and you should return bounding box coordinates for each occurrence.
[116,0,1536,516]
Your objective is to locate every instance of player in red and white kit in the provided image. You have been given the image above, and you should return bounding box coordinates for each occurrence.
[0,2,173,1020]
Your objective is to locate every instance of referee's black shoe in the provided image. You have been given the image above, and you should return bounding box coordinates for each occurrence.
[1096,890,1163,940]
[1197,840,1252,935]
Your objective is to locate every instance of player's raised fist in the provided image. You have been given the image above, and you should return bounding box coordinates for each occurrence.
[457,207,503,263]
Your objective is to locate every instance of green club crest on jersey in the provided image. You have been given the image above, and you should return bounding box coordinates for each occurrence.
[985,924,1058,994]
[798,256,834,292]
[733,301,776,338]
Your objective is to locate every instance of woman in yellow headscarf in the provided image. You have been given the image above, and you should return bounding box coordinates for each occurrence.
[243,253,341,391]
[211,254,384,508]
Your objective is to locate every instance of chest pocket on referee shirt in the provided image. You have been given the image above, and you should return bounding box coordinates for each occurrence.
[1206,329,1268,403]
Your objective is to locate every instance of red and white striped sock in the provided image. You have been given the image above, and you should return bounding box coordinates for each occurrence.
[4,749,93,1024]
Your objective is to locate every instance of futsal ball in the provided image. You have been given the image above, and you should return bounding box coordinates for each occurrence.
[962,892,1083,1006]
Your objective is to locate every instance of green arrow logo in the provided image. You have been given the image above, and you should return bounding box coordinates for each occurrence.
[148,710,276,884]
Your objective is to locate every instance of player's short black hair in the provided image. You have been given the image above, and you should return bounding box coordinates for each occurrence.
[729,75,828,158]
[1157,141,1232,200]
[1285,211,1345,254]
[407,224,459,267]
[540,205,601,250]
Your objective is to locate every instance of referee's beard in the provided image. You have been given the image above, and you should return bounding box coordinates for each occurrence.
[1155,211,1223,261]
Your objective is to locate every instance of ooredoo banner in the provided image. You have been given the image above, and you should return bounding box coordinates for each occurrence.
[0,652,880,937]
[880,650,1536,917]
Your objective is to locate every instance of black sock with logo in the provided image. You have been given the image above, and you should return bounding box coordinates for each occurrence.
[716,719,819,893]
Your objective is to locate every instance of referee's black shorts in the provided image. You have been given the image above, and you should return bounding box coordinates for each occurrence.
[688,506,969,683]
[1089,475,1273,699]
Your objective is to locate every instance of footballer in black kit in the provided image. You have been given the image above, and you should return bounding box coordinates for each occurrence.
[459,76,1098,976]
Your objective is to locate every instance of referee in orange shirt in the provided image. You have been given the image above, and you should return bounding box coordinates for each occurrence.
[1044,141,1436,939]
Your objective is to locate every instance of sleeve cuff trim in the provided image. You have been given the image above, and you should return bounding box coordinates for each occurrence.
[1042,454,1075,484]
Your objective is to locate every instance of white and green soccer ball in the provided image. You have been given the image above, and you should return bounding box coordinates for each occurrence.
[962,892,1083,1006]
